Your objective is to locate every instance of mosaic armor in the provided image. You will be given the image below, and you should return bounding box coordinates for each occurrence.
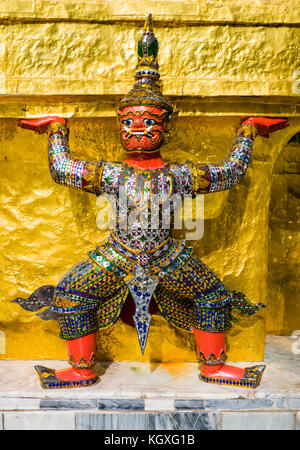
[48,121,262,353]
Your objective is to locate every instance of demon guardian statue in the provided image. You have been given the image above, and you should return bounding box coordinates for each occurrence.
[16,15,288,389]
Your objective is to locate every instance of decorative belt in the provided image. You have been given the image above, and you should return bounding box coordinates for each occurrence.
[94,234,187,275]
[108,233,174,267]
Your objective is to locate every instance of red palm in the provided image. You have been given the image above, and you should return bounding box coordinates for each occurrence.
[18,116,66,134]
[241,117,289,138]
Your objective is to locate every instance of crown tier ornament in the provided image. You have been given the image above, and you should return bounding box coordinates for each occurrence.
[118,13,174,115]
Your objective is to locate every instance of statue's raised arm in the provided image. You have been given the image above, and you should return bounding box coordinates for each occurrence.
[18,116,103,196]
[189,116,289,195]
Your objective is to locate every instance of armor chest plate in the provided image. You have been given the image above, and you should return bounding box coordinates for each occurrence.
[121,169,174,206]
[115,167,180,236]
[102,164,183,252]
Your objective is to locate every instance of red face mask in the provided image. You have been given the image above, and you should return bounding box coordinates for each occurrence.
[118,105,169,153]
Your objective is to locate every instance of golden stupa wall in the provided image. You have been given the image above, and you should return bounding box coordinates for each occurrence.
[0,0,299,362]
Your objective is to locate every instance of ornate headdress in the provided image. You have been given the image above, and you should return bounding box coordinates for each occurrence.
[118,14,174,116]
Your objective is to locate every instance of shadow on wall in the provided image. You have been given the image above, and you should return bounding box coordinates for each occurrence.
[267,132,300,334]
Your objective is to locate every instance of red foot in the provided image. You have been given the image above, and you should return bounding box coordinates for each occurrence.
[202,363,245,380]
[18,116,66,134]
[241,116,289,138]
[54,366,97,382]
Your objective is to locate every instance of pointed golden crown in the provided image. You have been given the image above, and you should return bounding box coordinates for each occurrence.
[118,14,174,115]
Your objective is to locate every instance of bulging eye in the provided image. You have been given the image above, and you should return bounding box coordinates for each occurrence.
[144,118,155,126]
[123,119,133,127]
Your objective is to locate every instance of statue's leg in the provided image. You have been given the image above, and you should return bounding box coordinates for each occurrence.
[188,258,265,388]
[156,255,265,388]
[192,329,265,388]
[35,332,98,389]
[35,257,126,389]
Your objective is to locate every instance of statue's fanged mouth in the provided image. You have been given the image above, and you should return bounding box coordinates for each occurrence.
[123,125,154,140]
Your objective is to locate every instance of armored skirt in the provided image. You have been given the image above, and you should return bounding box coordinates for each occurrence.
[51,237,260,341]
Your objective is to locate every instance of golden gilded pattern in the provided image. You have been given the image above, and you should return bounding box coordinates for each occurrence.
[82,162,101,194]
[1,2,299,99]
[1,1,299,360]
[48,122,69,137]
[187,163,211,194]
[235,124,258,139]
[68,353,97,369]
[52,295,82,309]
[198,350,227,365]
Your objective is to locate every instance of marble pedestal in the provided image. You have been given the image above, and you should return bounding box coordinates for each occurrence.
[0,335,299,430]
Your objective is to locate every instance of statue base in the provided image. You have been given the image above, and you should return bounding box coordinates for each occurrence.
[0,336,298,430]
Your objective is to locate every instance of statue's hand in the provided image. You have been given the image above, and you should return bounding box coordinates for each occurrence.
[18,116,66,134]
[241,117,289,138]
